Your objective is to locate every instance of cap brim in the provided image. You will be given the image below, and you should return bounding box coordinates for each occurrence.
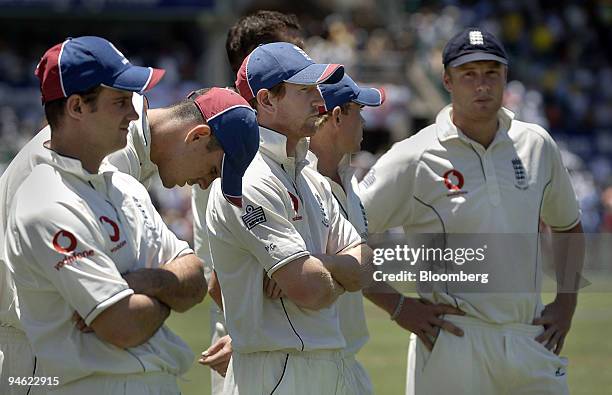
[285,63,344,85]
[221,155,245,208]
[109,66,165,93]
[354,87,386,107]
[448,53,508,68]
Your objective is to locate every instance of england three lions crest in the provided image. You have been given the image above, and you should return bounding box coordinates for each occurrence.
[512,158,528,190]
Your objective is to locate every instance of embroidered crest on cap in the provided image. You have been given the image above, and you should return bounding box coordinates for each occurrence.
[242,205,267,230]
[469,31,484,45]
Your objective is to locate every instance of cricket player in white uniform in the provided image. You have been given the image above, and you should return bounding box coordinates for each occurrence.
[206,42,375,394]
[0,37,164,394]
[0,48,259,394]
[308,74,384,394]
[312,74,467,394]
[358,28,584,394]
[193,13,308,394]
[1,37,257,393]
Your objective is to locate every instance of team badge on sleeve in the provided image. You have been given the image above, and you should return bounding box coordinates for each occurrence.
[241,205,267,230]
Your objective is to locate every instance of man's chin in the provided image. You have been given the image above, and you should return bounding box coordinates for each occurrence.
[160,176,177,189]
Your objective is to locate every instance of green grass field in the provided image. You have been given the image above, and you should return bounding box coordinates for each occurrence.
[168,289,612,394]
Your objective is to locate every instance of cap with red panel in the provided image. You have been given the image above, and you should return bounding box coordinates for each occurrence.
[235,42,344,101]
[190,88,259,208]
[319,74,385,112]
[35,36,165,104]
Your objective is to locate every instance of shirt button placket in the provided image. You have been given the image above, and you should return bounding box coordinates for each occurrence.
[483,150,501,206]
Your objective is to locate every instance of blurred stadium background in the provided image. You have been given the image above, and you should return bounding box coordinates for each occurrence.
[1,0,610,394]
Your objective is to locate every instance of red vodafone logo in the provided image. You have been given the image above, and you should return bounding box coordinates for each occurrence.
[52,230,77,253]
[443,169,464,191]
[99,216,120,242]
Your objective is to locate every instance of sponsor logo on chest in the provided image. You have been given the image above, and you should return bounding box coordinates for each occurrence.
[442,169,469,197]
[99,216,127,253]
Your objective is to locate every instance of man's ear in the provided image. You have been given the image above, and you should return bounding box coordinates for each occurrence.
[442,69,452,93]
[185,123,212,143]
[65,95,85,120]
[256,89,275,115]
[332,106,343,128]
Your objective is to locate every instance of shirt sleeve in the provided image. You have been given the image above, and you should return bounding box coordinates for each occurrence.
[6,202,133,326]
[357,141,418,233]
[206,179,309,276]
[539,132,581,230]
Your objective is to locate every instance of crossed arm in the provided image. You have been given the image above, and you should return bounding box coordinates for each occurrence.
[270,242,374,310]
[87,253,206,348]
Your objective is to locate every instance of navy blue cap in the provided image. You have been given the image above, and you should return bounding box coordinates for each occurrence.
[191,88,259,208]
[320,74,385,112]
[236,42,344,101]
[35,36,165,104]
[442,28,508,68]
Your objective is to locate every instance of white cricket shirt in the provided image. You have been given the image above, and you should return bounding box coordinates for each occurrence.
[0,94,153,331]
[192,186,214,283]
[307,152,369,356]
[4,146,194,386]
[206,126,363,353]
[0,128,53,330]
[358,105,580,324]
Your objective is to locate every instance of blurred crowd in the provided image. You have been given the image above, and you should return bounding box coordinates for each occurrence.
[1,1,610,240]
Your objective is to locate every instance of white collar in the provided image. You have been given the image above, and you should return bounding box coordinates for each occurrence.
[43,144,106,183]
[306,150,355,190]
[436,104,515,145]
[258,126,310,165]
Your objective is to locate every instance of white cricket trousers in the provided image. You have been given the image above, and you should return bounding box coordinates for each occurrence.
[0,325,43,395]
[223,349,371,395]
[341,353,373,395]
[48,371,180,395]
[406,315,569,395]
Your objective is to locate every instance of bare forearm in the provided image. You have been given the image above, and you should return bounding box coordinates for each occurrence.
[91,294,170,348]
[552,222,585,295]
[364,281,403,315]
[305,272,345,310]
[124,254,207,312]
[314,243,374,292]
[271,255,345,310]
